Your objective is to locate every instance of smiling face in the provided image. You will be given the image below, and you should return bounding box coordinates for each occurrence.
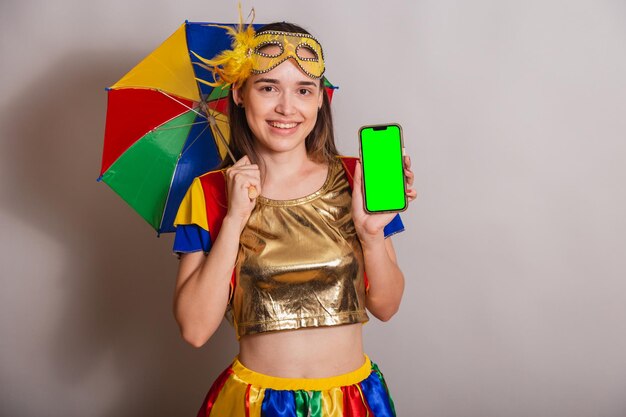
[232,53,324,159]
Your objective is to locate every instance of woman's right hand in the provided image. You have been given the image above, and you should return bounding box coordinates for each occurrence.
[225,155,261,230]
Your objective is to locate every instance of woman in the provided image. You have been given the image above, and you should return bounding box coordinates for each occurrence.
[172,20,416,416]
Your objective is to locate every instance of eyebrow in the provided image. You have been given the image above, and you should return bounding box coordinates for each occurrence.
[253,78,319,87]
[297,81,319,87]
[253,78,279,84]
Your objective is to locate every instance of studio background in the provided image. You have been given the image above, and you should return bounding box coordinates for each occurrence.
[1,0,625,416]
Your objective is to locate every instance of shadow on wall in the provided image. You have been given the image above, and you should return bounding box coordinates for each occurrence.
[0,50,236,416]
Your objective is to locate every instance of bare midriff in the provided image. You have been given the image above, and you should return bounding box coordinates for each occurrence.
[238,323,365,378]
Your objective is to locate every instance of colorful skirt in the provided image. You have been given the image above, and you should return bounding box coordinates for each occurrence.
[196,354,396,416]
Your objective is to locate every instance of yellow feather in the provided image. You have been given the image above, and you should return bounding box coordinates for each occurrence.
[192,6,257,88]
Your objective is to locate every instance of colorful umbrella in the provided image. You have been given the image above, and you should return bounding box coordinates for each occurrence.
[98,21,337,234]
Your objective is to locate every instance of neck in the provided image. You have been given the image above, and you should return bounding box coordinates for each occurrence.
[256,147,312,180]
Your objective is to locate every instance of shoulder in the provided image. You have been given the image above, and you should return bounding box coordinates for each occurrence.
[184,168,228,197]
[178,167,229,209]
[174,168,228,230]
[195,168,228,186]
[335,155,359,186]
[336,155,359,164]
[179,169,228,202]
[191,168,229,206]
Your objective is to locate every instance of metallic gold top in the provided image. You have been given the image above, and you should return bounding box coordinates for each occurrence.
[231,158,368,337]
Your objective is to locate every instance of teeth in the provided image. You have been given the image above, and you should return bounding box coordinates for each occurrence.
[269,121,298,129]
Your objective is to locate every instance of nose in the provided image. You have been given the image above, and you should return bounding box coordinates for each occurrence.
[275,92,296,116]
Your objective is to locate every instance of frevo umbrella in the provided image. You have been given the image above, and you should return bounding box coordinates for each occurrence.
[98,21,338,234]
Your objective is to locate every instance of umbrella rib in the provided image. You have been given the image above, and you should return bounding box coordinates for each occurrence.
[158,90,207,119]
[207,108,236,164]
[157,121,208,131]
[180,122,211,158]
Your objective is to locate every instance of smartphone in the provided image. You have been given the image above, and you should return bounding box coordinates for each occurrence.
[358,123,407,213]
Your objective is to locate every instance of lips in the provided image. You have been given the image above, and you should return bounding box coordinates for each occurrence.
[267,121,300,129]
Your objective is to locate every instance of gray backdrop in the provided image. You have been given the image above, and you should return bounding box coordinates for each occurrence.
[1,0,625,416]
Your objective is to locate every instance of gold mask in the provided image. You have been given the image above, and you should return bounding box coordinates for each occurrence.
[250,31,325,79]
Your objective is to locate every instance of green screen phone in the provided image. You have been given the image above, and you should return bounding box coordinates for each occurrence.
[358,123,407,213]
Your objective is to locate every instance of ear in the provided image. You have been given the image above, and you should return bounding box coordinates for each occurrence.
[317,87,324,110]
[232,87,244,107]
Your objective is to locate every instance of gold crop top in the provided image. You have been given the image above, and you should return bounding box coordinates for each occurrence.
[231,158,369,337]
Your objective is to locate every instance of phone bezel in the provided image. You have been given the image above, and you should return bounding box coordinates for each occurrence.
[358,123,408,214]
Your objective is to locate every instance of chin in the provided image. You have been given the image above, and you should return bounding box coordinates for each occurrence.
[255,132,310,154]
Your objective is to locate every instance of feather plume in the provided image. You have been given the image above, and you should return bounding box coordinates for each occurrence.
[192,7,257,89]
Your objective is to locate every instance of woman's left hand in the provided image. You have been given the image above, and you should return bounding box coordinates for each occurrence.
[351,155,417,245]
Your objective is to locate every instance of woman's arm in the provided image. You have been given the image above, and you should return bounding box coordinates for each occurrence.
[173,156,261,347]
[360,236,404,321]
[351,156,416,321]
[173,216,245,347]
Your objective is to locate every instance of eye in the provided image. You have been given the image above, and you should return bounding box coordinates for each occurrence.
[298,88,312,95]
[259,85,276,93]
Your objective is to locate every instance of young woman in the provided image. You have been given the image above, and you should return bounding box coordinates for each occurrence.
[172,21,416,416]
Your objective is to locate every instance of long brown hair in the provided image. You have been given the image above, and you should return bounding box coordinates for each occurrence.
[219,22,338,168]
